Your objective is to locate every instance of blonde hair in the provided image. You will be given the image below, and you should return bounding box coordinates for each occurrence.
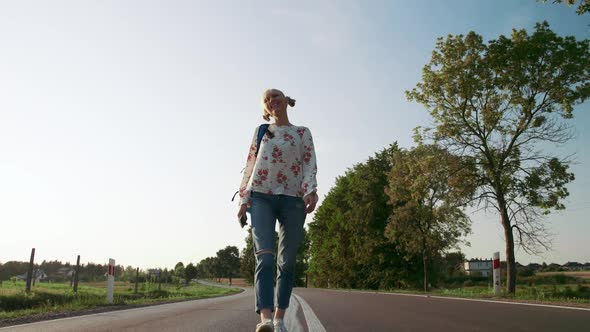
[261,89,296,121]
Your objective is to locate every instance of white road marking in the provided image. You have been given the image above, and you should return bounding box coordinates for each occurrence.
[285,294,304,332]
[293,293,326,332]
[320,288,590,312]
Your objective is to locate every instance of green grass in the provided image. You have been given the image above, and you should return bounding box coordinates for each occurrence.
[434,283,590,304]
[0,281,241,320]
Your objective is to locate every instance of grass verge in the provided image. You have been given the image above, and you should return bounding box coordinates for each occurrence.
[322,283,590,308]
[0,281,241,321]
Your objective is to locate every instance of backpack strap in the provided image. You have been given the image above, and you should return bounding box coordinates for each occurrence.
[255,124,271,157]
[233,124,272,202]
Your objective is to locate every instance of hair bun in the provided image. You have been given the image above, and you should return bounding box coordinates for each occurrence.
[287,96,296,107]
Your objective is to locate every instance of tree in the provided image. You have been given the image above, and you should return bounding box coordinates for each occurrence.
[309,144,423,289]
[162,268,170,283]
[294,228,311,287]
[407,22,589,293]
[211,257,223,282]
[385,145,475,291]
[185,263,198,282]
[174,262,185,283]
[80,263,108,282]
[442,252,466,278]
[0,261,29,281]
[122,265,136,282]
[240,229,256,284]
[39,260,66,279]
[197,257,215,279]
[538,0,590,15]
[216,246,240,285]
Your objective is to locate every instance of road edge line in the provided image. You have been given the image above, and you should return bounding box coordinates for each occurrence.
[285,294,304,332]
[293,293,327,332]
[319,288,590,312]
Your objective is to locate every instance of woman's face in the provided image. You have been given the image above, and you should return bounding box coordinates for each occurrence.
[263,89,288,116]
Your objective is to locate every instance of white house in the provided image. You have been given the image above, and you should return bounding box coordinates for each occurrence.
[56,267,75,277]
[16,269,47,283]
[463,259,493,276]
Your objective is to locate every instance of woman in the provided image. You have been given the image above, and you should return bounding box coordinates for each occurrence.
[237,89,318,332]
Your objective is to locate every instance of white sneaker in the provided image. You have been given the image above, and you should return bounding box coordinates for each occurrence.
[255,319,274,332]
[274,318,288,332]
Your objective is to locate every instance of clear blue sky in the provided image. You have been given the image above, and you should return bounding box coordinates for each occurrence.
[1,1,588,270]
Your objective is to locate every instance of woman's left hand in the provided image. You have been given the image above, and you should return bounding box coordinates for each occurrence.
[303,192,318,214]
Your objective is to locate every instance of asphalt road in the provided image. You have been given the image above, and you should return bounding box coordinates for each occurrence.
[2,287,589,331]
[295,288,590,331]
[1,288,269,332]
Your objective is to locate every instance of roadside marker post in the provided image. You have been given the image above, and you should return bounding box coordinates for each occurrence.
[107,258,115,304]
[493,252,501,295]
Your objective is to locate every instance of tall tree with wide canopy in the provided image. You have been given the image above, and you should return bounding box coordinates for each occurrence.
[407,22,589,293]
[538,0,590,15]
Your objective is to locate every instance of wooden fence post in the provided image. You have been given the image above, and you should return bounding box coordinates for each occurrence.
[74,255,81,293]
[158,271,162,291]
[134,268,139,294]
[25,248,35,293]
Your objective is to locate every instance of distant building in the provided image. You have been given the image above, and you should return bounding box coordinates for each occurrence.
[55,267,75,278]
[563,262,583,270]
[16,269,47,283]
[463,259,493,277]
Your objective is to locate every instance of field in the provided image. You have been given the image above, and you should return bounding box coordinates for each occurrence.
[434,271,590,307]
[323,272,590,308]
[437,283,590,305]
[0,280,241,321]
[537,271,590,280]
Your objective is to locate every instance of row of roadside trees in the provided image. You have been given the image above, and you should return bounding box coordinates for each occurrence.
[307,144,471,291]
[173,246,241,285]
[309,20,589,294]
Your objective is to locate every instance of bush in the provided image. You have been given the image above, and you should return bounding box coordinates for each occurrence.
[517,267,535,277]
[147,290,170,298]
[463,280,474,287]
[443,275,489,288]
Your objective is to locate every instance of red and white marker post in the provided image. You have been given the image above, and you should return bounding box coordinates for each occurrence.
[493,252,501,295]
[107,258,115,304]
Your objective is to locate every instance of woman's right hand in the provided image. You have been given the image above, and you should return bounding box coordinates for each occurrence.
[237,204,248,222]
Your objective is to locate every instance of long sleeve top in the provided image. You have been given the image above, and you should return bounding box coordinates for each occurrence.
[238,124,318,205]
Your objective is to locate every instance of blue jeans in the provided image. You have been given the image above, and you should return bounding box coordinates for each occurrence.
[249,191,306,314]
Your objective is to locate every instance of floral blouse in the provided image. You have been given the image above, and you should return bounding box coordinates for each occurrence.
[238,124,318,205]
